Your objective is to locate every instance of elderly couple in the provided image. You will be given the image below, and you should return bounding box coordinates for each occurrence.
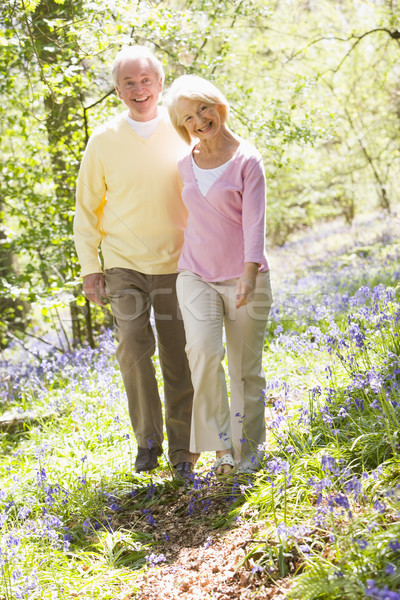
[74,45,273,481]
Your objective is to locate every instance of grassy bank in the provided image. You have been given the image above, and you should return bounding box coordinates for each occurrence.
[1,211,399,599]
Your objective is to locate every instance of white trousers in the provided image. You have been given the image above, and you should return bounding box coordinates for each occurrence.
[176,270,273,469]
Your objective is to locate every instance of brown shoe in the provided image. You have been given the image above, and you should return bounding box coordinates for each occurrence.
[174,461,194,482]
[135,446,162,472]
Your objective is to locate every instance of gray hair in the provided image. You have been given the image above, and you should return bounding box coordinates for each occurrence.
[112,45,165,86]
[164,75,230,144]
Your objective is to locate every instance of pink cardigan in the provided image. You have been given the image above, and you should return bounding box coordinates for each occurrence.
[177,140,270,282]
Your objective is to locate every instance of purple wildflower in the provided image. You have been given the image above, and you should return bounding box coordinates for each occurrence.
[142,509,156,527]
[365,580,400,600]
[388,540,400,551]
[82,518,91,533]
[146,553,166,567]
[251,564,263,574]
[385,563,396,575]
[321,455,337,474]
[373,500,387,514]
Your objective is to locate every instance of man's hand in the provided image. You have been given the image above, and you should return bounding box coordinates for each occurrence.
[83,273,107,306]
[235,263,258,308]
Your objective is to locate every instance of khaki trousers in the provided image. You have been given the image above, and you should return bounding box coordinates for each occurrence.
[176,270,272,470]
[104,268,195,466]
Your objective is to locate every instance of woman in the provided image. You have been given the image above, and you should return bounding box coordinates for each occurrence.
[165,75,272,475]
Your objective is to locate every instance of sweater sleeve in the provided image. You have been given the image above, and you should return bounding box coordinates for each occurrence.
[241,157,267,265]
[73,135,106,277]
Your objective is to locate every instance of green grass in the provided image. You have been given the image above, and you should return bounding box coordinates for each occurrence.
[1,214,400,599]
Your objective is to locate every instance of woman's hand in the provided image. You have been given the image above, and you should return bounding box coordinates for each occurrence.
[235,262,258,308]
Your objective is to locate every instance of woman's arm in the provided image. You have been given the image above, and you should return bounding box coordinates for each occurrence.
[236,154,266,308]
[236,261,259,308]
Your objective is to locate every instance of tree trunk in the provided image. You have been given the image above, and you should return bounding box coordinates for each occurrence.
[31,0,96,347]
[0,199,29,346]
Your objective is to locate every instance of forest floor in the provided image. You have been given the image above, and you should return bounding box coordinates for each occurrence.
[113,472,291,600]
[126,209,400,599]
[2,208,399,600]
[115,210,398,600]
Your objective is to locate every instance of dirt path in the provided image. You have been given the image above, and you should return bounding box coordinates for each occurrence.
[130,523,290,599]
[113,474,293,600]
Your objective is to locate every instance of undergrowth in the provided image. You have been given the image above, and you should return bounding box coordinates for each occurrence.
[1,214,399,599]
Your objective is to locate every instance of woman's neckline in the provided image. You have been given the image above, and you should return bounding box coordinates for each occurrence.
[191,139,241,170]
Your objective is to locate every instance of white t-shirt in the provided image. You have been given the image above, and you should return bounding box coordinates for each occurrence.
[126,113,161,139]
[191,156,232,196]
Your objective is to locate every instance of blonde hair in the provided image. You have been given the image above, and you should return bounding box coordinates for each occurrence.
[164,75,230,144]
[112,45,165,86]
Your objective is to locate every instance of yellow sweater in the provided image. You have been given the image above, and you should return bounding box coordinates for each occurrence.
[74,109,188,277]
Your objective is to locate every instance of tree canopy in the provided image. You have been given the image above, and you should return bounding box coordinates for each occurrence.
[1,0,399,347]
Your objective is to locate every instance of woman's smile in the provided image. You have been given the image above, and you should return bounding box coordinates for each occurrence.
[178,98,222,140]
[197,121,213,133]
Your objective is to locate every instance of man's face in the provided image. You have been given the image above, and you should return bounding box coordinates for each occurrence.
[115,58,163,122]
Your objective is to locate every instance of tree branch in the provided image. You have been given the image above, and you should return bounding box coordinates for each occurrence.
[19,0,56,100]
[82,88,115,143]
[332,28,400,73]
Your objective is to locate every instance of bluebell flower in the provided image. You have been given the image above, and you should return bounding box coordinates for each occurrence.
[388,540,400,551]
[82,518,91,533]
[345,475,362,499]
[235,412,245,423]
[365,579,400,600]
[373,500,387,513]
[146,482,156,499]
[321,455,336,473]
[146,553,166,567]
[265,457,290,476]
[251,564,263,574]
[142,509,156,527]
[192,477,203,491]
[276,522,288,540]
[385,563,396,575]
[187,499,196,515]
[367,368,384,393]
[329,493,350,512]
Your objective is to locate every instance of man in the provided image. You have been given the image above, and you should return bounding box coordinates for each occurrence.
[74,45,196,480]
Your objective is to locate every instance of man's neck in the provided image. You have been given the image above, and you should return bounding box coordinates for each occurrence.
[127,106,160,122]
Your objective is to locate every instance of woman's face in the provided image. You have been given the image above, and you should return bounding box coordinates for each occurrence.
[178,98,223,141]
